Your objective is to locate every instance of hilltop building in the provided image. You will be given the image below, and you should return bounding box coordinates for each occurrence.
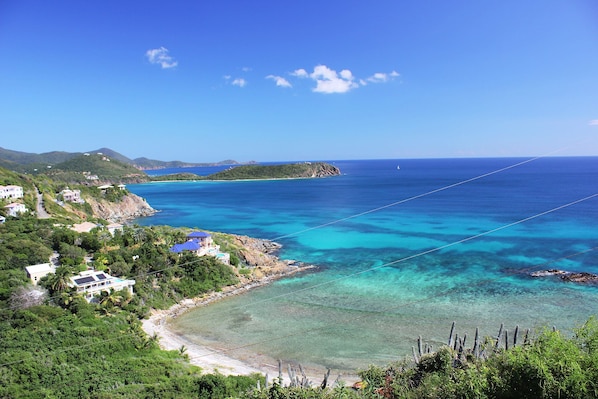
[0,185,24,200]
[4,203,27,217]
[60,188,84,203]
[25,263,55,285]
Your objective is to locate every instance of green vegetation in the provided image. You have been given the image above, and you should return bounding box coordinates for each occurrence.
[0,215,260,398]
[1,164,597,398]
[39,154,148,184]
[0,145,242,174]
[150,172,204,181]
[206,162,340,180]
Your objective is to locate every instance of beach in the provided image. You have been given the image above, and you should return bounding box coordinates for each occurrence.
[140,261,355,385]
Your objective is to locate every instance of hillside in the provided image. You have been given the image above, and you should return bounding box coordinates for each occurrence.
[206,162,341,180]
[41,153,149,184]
[0,146,243,172]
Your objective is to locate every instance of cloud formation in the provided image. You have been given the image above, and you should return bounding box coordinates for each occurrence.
[266,75,292,88]
[280,65,399,93]
[366,70,400,83]
[308,65,359,94]
[232,78,247,88]
[291,68,308,78]
[589,120,598,126]
[145,47,178,69]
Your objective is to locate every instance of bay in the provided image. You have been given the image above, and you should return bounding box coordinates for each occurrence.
[129,157,598,373]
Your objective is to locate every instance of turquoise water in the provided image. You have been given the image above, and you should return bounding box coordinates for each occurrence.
[131,157,598,372]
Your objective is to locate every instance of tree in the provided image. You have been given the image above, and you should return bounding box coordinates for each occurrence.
[45,266,72,294]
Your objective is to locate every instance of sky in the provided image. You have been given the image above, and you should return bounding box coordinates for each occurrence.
[1,1,597,163]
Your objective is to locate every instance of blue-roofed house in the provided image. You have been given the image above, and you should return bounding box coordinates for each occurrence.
[170,239,203,255]
[169,231,230,264]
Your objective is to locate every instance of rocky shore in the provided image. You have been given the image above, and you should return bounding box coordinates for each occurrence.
[86,193,156,223]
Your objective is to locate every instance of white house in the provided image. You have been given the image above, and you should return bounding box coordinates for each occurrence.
[25,263,55,285]
[0,185,24,199]
[4,203,27,217]
[60,188,84,203]
[70,269,135,302]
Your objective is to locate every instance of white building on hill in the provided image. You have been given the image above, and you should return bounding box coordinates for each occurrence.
[0,185,24,199]
[25,263,55,285]
[60,188,84,203]
[4,203,27,217]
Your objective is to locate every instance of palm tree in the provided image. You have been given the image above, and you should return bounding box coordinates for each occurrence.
[99,289,123,309]
[48,266,72,294]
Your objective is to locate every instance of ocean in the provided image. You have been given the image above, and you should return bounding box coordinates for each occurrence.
[129,157,598,373]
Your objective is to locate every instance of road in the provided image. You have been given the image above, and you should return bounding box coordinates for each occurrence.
[35,188,51,219]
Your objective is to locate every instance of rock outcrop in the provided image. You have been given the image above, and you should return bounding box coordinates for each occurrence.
[87,193,156,223]
[224,234,313,280]
[305,162,341,178]
[531,269,598,284]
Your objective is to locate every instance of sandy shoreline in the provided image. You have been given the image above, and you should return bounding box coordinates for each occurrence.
[141,264,357,385]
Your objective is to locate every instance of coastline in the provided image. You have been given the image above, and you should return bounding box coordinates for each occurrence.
[141,262,347,384]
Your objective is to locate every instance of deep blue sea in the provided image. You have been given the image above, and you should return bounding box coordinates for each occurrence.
[130,157,598,373]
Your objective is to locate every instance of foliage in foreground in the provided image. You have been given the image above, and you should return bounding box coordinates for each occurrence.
[239,318,598,399]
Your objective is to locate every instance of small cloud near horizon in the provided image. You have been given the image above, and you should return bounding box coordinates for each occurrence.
[232,78,247,88]
[266,75,292,88]
[366,70,400,83]
[589,119,598,126]
[145,47,178,69]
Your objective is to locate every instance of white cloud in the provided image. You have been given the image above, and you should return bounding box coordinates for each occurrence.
[309,64,359,94]
[589,120,598,126]
[291,68,308,78]
[266,75,292,88]
[145,47,178,69]
[232,78,247,88]
[367,70,400,83]
[283,65,399,94]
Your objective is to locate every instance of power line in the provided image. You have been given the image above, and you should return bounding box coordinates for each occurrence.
[227,193,598,310]
[183,242,598,364]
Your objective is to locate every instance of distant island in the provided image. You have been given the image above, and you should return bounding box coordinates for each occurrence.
[205,162,340,180]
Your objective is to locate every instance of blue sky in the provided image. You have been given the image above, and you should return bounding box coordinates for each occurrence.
[1,1,597,162]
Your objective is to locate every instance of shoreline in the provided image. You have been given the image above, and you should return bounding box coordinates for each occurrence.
[141,263,357,385]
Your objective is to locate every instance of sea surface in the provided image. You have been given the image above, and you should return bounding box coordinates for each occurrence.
[130,157,598,373]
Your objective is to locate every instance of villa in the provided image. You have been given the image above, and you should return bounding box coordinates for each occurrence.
[70,269,135,302]
[60,188,84,203]
[0,185,24,200]
[4,202,27,217]
[170,231,230,264]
